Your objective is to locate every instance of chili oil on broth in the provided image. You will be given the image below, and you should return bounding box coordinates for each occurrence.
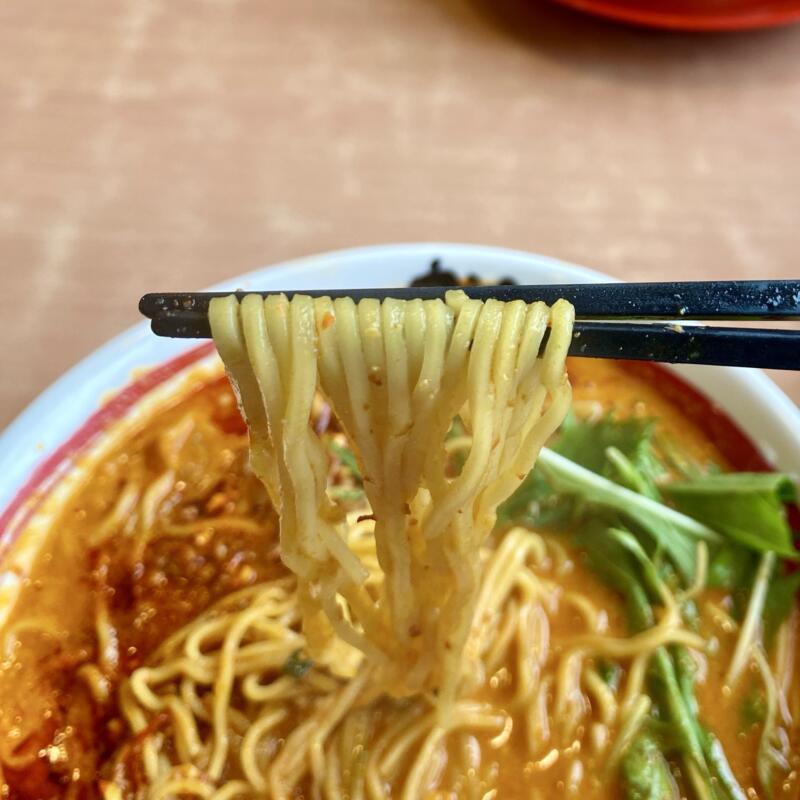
[0,358,786,799]
[0,378,281,798]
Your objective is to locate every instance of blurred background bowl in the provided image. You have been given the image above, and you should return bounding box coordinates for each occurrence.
[552,0,800,30]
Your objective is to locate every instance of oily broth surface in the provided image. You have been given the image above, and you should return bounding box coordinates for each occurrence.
[568,358,729,470]
[0,359,778,799]
[0,381,282,796]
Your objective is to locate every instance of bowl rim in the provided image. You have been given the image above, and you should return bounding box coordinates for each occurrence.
[2,241,799,536]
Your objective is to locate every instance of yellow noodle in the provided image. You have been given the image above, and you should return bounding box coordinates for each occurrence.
[676,541,709,604]
[89,481,140,546]
[209,291,573,708]
[603,695,652,777]
[583,668,617,727]
[774,607,798,713]
[2,617,64,661]
[620,653,650,720]
[555,649,589,741]
[96,289,746,799]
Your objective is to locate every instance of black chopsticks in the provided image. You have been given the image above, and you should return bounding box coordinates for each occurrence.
[139,280,800,371]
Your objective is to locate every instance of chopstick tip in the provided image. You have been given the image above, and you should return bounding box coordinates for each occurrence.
[139,293,164,318]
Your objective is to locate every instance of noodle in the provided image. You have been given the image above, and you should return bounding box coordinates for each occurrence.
[208,291,574,706]
[103,291,604,798]
[7,289,795,800]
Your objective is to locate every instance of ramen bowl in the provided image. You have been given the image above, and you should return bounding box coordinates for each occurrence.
[2,242,800,798]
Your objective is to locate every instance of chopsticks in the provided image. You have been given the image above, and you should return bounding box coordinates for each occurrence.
[139,280,800,371]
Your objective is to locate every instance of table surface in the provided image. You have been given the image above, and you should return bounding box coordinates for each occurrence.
[2,0,799,432]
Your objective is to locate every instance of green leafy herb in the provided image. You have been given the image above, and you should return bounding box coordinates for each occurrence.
[597,659,622,692]
[327,487,367,503]
[499,415,706,580]
[645,646,745,800]
[555,413,662,485]
[672,645,699,714]
[655,431,706,481]
[742,688,767,728]
[727,553,776,691]
[606,446,661,500]
[502,415,798,574]
[606,527,667,599]
[537,447,717,582]
[282,649,313,679]
[534,448,717,545]
[763,570,800,647]
[681,597,701,631]
[620,733,678,800]
[646,647,708,780]
[576,518,745,800]
[329,440,362,481]
[497,413,795,799]
[753,645,787,800]
[450,451,467,477]
[497,466,574,528]
[498,413,663,531]
[572,522,655,631]
[704,732,749,800]
[445,416,466,440]
[443,417,470,476]
[707,545,757,590]
[665,473,798,559]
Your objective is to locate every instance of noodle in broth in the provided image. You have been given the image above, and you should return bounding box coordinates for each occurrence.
[0,294,798,800]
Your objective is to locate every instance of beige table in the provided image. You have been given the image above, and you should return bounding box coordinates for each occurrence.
[1,0,799,431]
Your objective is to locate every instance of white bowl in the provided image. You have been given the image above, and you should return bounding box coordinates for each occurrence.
[2,242,799,544]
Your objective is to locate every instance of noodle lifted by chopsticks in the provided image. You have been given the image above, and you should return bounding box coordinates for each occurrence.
[209,290,574,708]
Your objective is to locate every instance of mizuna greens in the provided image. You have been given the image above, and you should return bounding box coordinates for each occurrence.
[331,410,798,797]
[499,413,799,799]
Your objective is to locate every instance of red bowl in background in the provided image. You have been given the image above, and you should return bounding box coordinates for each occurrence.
[552,0,800,30]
